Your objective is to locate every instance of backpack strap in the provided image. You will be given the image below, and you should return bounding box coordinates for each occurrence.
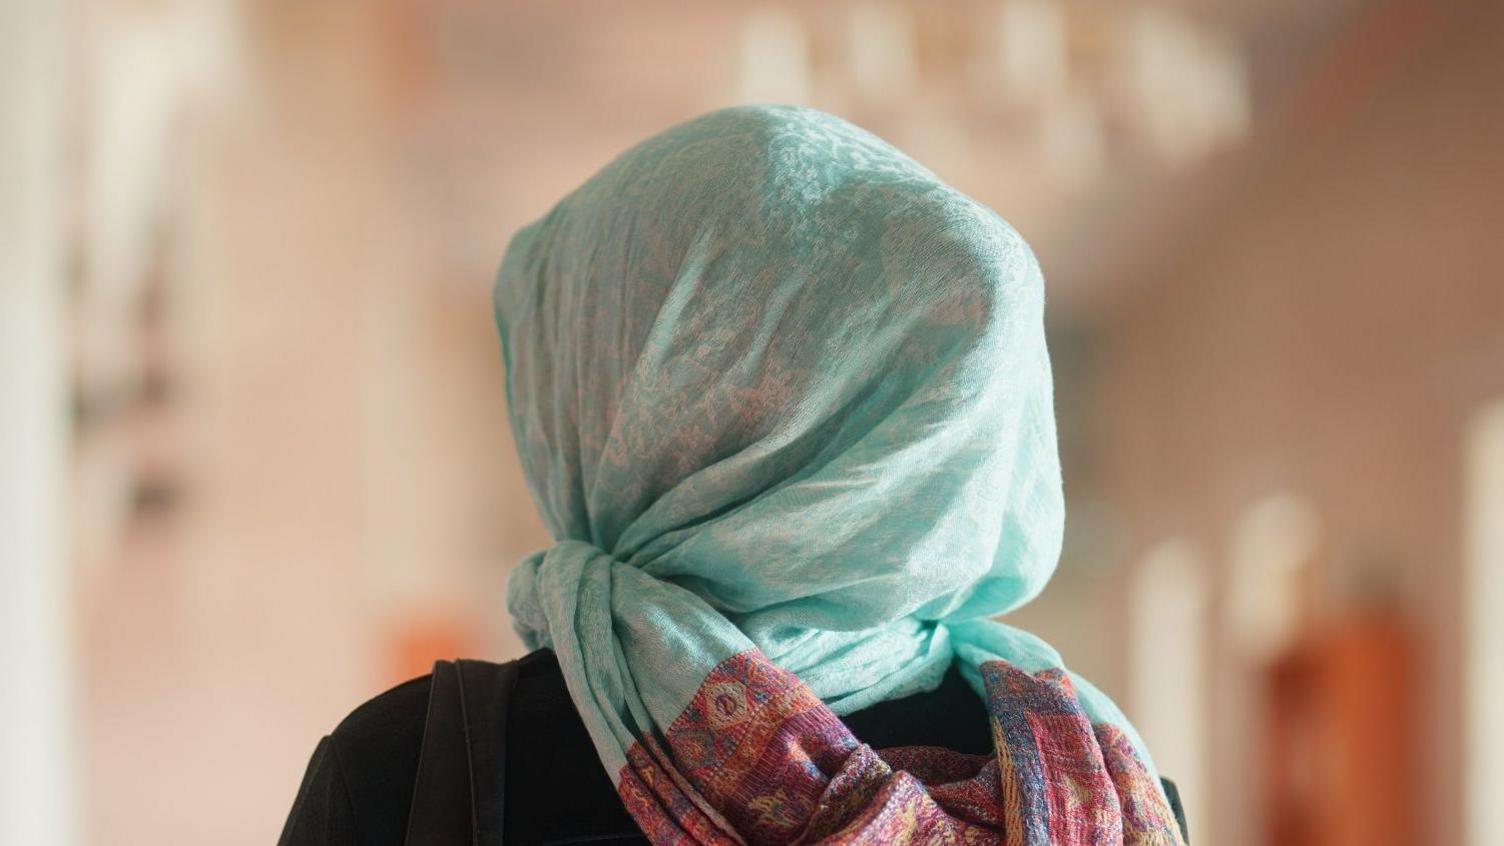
[404,661,474,844]
[458,658,519,845]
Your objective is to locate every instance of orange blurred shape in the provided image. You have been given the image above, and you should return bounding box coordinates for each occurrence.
[387,612,478,684]
[1263,609,1416,846]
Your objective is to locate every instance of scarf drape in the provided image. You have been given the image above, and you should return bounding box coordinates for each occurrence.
[498,105,1184,845]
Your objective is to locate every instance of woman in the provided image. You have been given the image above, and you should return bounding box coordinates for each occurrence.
[280,105,1188,845]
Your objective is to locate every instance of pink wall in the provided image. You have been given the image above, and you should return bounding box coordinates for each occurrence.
[1097,4,1504,843]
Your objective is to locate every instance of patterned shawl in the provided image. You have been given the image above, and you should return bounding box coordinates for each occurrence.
[497,105,1184,844]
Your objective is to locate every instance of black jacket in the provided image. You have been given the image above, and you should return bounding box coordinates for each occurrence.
[279,649,1187,845]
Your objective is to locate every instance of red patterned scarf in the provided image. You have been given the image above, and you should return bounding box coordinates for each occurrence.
[618,651,1185,845]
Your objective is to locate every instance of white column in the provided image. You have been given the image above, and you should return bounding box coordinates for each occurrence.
[1465,400,1504,846]
[1129,539,1208,842]
[0,0,78,844]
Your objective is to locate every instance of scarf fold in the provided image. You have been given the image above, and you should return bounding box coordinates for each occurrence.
[497,105,1184,845]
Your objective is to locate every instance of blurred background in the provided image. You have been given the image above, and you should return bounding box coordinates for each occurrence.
[3,0,1501,843]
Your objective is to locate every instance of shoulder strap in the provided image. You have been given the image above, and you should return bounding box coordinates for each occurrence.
[404,661,474,845]
[1161,778,1189,842]
[403,659,520,846]
[458,658,519,845]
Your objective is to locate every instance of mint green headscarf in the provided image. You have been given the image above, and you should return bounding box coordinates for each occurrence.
[499,105,1157,797]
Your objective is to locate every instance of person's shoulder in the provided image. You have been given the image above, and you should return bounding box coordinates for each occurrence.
[328,673,431,748]
[280,672,438,846]
[307,673,434,845]
[296,657,524,845]
[327,654,541,758]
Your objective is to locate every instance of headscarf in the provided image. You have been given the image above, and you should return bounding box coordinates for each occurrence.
[498,105,1184,844]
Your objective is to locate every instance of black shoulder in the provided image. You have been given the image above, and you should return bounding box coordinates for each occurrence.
[328,673,433,771]
[503,650,648,843]
[278,674,432,846]
[282,653,644,846]
[278,734,360,846]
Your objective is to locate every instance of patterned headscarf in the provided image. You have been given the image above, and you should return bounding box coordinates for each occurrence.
[499,105,1184,844]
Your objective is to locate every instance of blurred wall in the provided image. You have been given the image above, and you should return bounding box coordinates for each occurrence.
[1097,3,1504,844]
[76,4,549,841]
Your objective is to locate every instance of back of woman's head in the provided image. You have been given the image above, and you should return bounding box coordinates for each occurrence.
[494,105,1183,845]
[497,107,1062,694]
